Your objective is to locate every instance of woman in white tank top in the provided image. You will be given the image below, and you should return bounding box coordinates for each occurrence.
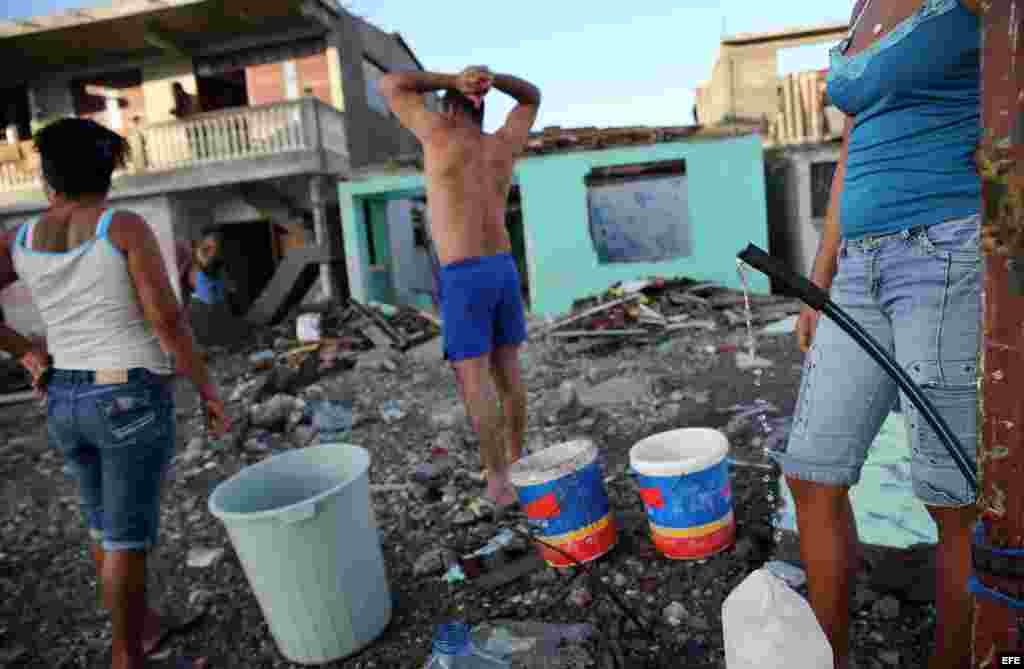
[0,118,228,669]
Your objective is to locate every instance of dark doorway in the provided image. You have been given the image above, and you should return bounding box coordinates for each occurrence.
[196,69,248,113]
[506,186,530,309]
[0,86,31,142]
[218,221,275,314]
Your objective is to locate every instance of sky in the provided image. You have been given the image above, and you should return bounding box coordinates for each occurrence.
[6,0,854,132]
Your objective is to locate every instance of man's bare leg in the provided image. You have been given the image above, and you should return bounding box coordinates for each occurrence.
[490,344,526,465]
[453,355,516,505]
[925,504,976,669]
[788,478,858,669]
[92,544,165,657]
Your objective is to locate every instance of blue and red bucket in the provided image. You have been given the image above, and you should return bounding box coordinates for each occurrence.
[509,440,617,568]
[630,428,735,560]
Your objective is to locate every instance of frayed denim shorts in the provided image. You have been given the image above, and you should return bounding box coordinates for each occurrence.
[768,215,981,508]
[47,368,176,551]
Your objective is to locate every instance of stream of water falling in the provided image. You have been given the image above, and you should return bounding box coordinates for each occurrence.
[736,260,773,439]
[736,260,783,528]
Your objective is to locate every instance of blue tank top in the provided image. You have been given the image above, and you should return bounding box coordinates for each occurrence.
[826,0,980,239]
[192,270,226,305]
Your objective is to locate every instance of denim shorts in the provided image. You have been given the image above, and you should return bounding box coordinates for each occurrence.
[769,215,981,508]
[47,368,176,551]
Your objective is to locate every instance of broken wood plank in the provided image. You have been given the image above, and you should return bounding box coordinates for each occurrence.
[470,552,546,592]
[666,319,717,332]
[668,291,710,308]
[636,303,666,324]
[550,329,650,339]
[542,294,644,335]
[0,390,36,406]
[348,299,408,347]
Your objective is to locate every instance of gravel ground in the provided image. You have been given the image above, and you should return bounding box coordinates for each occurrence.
[0,317,938,668]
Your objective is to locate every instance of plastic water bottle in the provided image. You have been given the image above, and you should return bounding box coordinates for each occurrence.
[424,622,509,669]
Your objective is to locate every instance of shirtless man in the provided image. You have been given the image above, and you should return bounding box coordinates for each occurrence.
[380,66,540,509]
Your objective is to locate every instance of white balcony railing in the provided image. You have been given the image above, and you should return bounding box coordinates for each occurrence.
[0,97,347,197]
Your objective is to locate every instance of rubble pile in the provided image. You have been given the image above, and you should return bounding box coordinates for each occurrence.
[539,276,802,351]
[0,285,940,669]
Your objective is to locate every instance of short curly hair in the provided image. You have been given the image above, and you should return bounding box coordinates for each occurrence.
[33,118,129,199]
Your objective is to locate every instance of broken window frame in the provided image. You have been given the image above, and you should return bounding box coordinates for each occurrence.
[584,159,693,265]
[363,57,390,117]
[810,160,838,220]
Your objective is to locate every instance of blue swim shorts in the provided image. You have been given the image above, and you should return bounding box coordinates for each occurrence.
[439,252,528,362]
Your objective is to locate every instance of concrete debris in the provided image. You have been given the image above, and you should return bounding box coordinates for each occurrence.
[249,394,298,428]
[736,352,775,370]
[566,586,594,608]
[413,548,457,577]
[872,595,901,620]
[186,547,226,569]
[539,275,800,356]
[578,376,648,408]
[558,381,580,410]
[663,601,688,626]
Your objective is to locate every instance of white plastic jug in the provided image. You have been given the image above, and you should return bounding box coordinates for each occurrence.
[722,568,832,669]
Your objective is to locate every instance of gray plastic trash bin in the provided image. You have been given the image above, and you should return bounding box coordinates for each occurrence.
[208,443,391,664]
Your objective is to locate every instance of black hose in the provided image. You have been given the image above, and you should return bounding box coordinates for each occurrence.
[737,244,978,491]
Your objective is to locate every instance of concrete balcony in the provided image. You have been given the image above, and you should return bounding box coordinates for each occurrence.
[0,97,349,212]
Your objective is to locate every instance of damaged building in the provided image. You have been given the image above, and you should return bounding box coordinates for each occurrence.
[0,0,434,341]
[340,126,771,319]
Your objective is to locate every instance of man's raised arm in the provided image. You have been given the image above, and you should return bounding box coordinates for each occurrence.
[493,73,542,151]
[379,71,455,140]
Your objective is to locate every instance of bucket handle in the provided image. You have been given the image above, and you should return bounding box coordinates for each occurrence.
[278,500,318,525]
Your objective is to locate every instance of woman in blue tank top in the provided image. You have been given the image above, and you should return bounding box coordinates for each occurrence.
[766,2,982,668]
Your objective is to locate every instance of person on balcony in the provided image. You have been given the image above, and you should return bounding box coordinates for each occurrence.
[0,117,230,669]
[170,82,202,162]
[777,1,982,668]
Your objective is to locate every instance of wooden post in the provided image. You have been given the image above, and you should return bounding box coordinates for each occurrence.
[974,1,1024,665]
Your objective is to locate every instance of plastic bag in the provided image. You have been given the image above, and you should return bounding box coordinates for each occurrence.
[722,569,832,669]
[308,398,354,443]
[297,313,322,342]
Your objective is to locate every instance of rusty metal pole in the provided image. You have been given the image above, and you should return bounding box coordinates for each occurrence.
[974,1,1024,666]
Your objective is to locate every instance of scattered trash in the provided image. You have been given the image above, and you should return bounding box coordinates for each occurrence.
[309,399,354,443]
[248,350,275,369]
[466,529,517,559]
[380,399,405,423]
[763,560,807,589]
[425,622,509,668]
[186,547,226,569]
[443,565,467,584]
[761,315,798,335]
[368,301,399,317]
[296,313,322,342]
[470,620,596,666]
[539,275,800,355]
[722,569,832,669]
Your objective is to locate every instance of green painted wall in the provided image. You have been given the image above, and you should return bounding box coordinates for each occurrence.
[516,134,769,317]
[339,135,770,314]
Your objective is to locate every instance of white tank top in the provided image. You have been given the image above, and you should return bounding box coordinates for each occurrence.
[11,209,172,374]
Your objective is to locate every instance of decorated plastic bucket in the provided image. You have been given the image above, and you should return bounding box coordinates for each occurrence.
[509,439,616,567]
